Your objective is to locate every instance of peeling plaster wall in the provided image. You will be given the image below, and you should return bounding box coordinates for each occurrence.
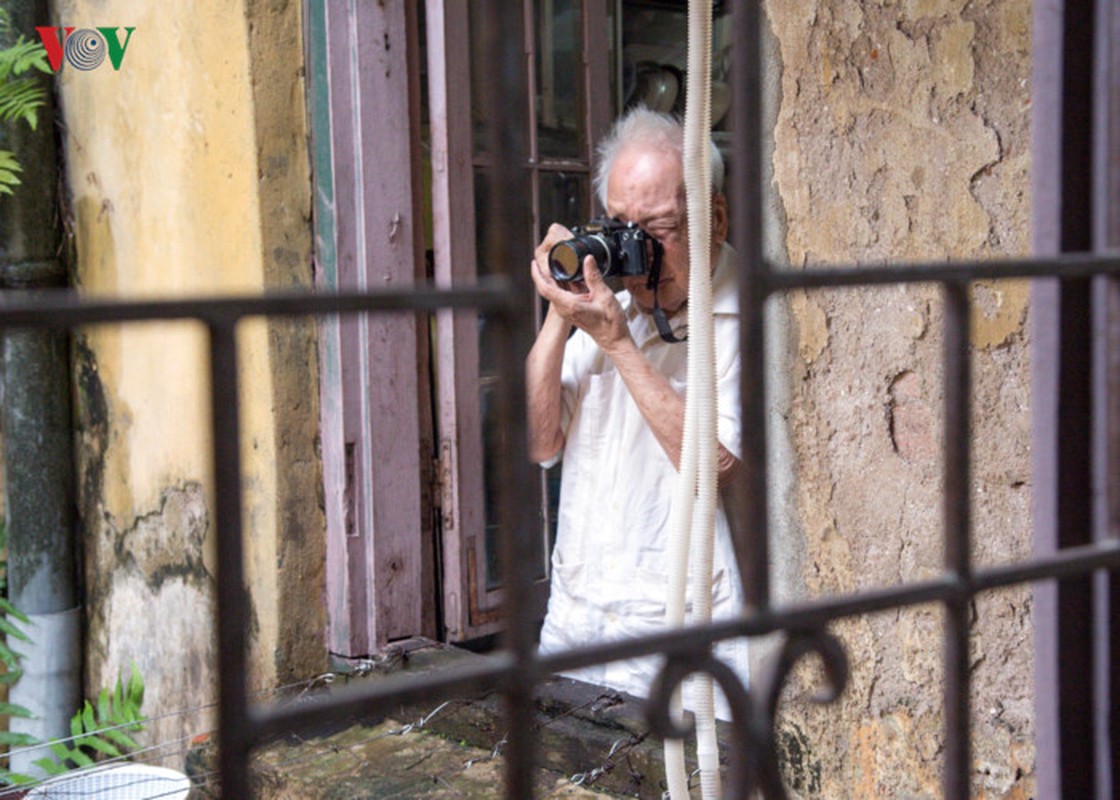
[246,0,327,681]
[57,0,323,764]
[245,0,327,683]
[765,1,1033,796]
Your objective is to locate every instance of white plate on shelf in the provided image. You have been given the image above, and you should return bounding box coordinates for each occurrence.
[631,64,680,113]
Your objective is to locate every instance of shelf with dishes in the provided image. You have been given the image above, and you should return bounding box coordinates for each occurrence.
[617,0,733,130]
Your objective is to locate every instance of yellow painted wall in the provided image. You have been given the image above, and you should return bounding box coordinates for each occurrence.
[55,0,323,763]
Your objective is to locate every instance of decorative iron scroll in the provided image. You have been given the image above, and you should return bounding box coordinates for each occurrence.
[646,628,849,799]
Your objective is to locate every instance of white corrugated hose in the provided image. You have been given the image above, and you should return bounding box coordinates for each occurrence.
[663,0,720,798]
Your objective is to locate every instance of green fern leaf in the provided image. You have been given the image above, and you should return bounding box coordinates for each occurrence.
[81,700,96,733]
[0,38,50,80]
[0,644,27,672]
[47,739,74,762]
[30,665,147,774]
[99,726,140,752]
[0,77,46,127]
[0,700,35,719]
[18,46,51,76]
[0,614,32,644]
[80,735,124,760]
[0,730,39,748]
[123,676,144,723]
[0,767,36,786]
[0,671,23,689]
[0,596,31,626]
[97,687,111,724]
[126,663,144,706]
[33,756,70,776]
[64,747,94,769]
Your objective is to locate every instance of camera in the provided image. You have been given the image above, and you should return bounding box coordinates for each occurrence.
[548,217,661,284]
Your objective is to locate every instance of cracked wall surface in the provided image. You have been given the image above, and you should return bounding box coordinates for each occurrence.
[765,0,1033,796]
[60,0,325,768]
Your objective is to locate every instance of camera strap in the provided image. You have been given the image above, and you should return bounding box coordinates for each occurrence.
[652,298,685,343]
[645,241,686,344]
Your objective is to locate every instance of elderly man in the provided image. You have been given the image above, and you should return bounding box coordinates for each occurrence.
[526,107,747,712]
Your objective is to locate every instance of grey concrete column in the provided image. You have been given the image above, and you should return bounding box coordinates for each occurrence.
[0,0,81,773]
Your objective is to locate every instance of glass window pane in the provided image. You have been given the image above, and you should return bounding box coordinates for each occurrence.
[479,378,549,591]
[473,168,548,591]
[538,171,590,235]
[473,168,495,275]
[468,1,490,156]
[467,6,600,598]
[536,0,586,159]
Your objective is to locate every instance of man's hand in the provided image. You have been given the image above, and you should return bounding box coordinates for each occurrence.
[526,223,739,481]
[530,223,631,353]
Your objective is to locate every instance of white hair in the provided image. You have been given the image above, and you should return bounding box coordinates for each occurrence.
[593,106,725,209]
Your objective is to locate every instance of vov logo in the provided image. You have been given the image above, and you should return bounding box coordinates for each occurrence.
[35,27,136,72]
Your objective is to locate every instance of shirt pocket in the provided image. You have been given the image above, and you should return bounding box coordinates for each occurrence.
[542,560,594,648]
[605,566,670,638]
[606,565,732,633]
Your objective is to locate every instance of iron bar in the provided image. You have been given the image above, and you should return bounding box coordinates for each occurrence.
[972,539,1120,588]
[250,651,518,745]
[3,251,1116,788]
[234,530,1120,758]
[729,0,771,612]
[1057,8,1099,799]
[209,316,251,799]
[2,253,1119,332]
[0,280,515,330]
[941,280,973,800]
[482,0,538,796]
[538,546,1120,677]
[764,252,1120,291]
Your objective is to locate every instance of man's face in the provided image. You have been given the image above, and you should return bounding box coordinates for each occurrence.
[604,144,727,317]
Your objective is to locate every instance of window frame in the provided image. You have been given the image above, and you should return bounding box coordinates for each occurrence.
[309,0,435,655]
[428,0,614,642]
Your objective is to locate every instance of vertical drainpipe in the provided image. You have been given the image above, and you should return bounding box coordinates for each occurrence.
[0,0,81,773]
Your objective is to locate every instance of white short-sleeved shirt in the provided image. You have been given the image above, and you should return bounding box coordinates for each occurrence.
[537,243,748,716]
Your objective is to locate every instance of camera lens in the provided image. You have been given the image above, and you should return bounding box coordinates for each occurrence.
[548,235,611,282]
[549,242,583,281]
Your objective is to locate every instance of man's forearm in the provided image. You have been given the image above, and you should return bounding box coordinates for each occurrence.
[604,338,740,483]
[604,337,686,466]
[525,309,572,463]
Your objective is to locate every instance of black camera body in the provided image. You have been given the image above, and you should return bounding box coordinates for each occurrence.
[548,217,660,284]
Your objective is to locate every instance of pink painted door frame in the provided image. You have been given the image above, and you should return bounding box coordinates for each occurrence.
[317,0,434,656]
